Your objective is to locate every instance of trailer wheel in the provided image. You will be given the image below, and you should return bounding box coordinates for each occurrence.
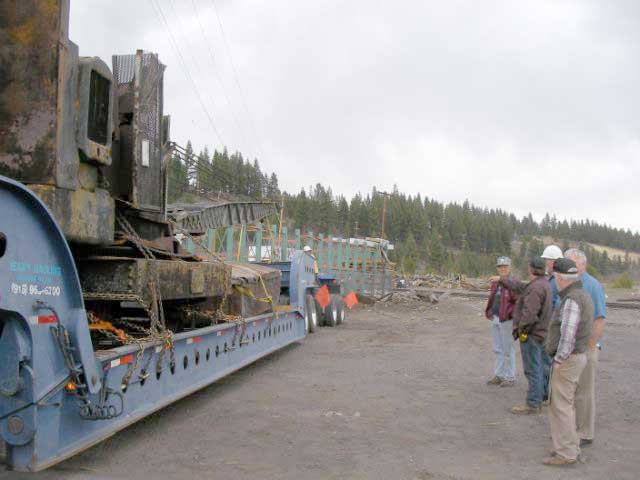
[336,296,346,325]
[325,295,339,327]
[314,298,326,327]
[305,294,318,333]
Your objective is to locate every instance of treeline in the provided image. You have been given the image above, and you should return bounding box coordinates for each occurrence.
[512,237,636,280]
[285,186,639,277]
[169,141,640,278]
[530,213,640,253]
[167,141,281,203]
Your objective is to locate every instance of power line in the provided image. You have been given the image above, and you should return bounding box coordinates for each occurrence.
[168,142,264,201]
[148,0,226,147]
[189,0,257,161]
[173,143,237,188]
[209,0,267,164]
[165,0,240,152]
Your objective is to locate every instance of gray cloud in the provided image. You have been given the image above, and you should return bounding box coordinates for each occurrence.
[70,0,640,231]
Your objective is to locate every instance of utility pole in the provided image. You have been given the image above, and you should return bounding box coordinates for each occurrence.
[277,194,285,259]
[379,191,391,239]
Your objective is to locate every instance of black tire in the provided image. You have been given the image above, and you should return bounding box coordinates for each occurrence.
[325,295,340,327]
[314,298,326,327]
[335,296,346,325]
[305,294,318,333]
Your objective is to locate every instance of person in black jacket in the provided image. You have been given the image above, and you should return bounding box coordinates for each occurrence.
[494,257,553,414]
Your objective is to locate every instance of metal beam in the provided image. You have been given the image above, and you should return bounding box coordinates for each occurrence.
[167,201,277,234]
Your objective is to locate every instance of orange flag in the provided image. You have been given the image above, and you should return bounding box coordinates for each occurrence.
[314,284,331,309]
[343,291,358,309]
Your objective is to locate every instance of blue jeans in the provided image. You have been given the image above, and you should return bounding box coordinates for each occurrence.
[520,337,546,407]
[542,349,552,401]
[490,316,516,381]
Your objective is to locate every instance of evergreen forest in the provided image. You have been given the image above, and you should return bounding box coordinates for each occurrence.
[167,142,640,279]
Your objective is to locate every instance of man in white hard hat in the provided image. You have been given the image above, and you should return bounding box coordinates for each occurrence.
[540,244,563,404]
[303,245,319,274]
[541,245,563,309]
[564,248,606,449]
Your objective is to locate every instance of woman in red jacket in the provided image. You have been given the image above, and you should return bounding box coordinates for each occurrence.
[485,256,519,387]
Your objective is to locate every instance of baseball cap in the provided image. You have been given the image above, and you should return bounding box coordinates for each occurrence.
[496,256,511,266]
[553,258,578,274]
[529,256,545,272]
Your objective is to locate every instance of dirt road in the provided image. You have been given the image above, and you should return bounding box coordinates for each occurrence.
[2,296,639,479]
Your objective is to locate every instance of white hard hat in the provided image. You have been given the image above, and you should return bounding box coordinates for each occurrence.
[303,245,312,252]
[541,245,563,260]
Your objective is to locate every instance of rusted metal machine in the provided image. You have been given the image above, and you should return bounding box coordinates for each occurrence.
[0,1,322,471]
[0,0,279,324]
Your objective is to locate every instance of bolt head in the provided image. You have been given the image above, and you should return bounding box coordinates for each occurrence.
[7,415,24,435]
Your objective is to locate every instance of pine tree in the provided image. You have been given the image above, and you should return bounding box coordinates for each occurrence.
[426,230,446,273]
[167,152,188,203]
[184,140,196,188]
[267,172,280,199]
[195,148,211,190]
[336,196,350,236]
[402,233,418,275]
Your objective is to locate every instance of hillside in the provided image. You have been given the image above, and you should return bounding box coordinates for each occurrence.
[168,141,640,280]
[587,243,640,263]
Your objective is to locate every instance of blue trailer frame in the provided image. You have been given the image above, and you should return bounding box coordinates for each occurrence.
[0,175,317,472]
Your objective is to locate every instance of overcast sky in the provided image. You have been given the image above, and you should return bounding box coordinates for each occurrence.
[70,0,640,232]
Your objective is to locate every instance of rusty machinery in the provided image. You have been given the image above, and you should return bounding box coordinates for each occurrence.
[0,1,324,472]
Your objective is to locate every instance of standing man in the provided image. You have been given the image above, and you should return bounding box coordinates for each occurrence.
[303,245,319,275]
[540,245,563,402]
[543,258,593,466]
[485,257,519,387]
[541,245,563,309]
[496,257,552,414]
[564,248,606,448]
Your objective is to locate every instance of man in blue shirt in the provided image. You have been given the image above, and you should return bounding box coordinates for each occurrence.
[564,248,606,447]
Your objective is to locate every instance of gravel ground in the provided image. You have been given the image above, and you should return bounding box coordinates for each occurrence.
[2,296,639,479]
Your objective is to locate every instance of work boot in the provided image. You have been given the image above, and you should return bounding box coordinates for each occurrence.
[499,379,515,387]
[542,454,576,466]
[486,376,502,385]
[511,404,541,415]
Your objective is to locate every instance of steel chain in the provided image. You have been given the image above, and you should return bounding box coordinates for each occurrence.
[114,214,174,384]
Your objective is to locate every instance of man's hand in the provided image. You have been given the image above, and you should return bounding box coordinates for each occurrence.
[490,275,501,283]
[589,317,605,352]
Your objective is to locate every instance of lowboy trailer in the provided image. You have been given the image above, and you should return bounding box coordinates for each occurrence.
[0,1,325,472]
[0,176,317,471]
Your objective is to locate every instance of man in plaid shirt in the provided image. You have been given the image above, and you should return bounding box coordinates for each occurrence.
[543,258,594,466]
